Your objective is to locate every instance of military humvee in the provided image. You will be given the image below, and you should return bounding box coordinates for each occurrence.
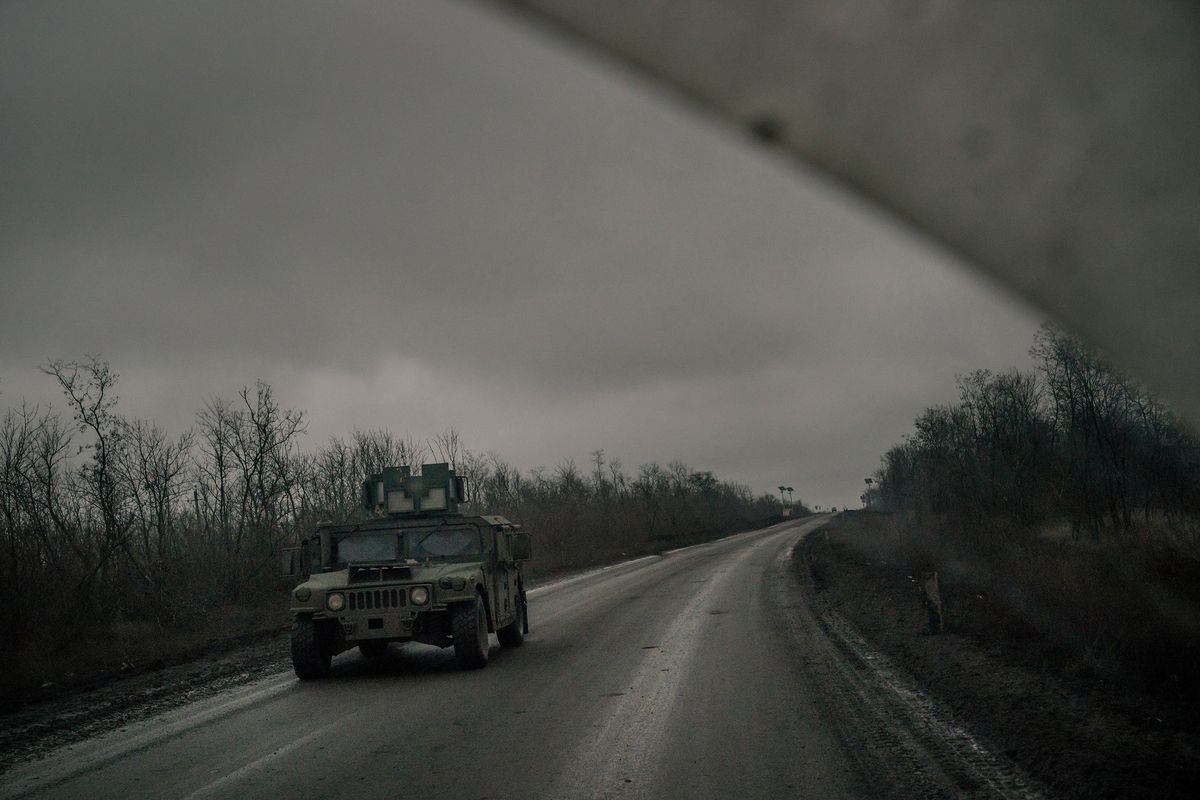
[282,463,531,678]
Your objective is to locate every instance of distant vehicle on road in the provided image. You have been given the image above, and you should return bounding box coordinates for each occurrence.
[282,463,531,677]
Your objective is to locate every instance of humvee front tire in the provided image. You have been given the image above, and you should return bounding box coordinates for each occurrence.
[452,594,490,669]
[358,640,389,659]
[292,616,333,680]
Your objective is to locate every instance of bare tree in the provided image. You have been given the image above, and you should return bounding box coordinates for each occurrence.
[430,427,464,469]
[195,395,237,561]
[116,419,194,561]
[0,403,70,638]
[42,356,137,587]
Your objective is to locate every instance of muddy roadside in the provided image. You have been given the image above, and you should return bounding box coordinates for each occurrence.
[802,513,1200,798]
[0,628,293,774]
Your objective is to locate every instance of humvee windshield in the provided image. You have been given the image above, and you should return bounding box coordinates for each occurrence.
[334,533,397,564]
[331,525,483,566]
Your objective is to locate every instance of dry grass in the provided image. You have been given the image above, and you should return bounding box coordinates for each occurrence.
[815,512,1200,798]
[0,601,291,708]
[834,511,1200,697]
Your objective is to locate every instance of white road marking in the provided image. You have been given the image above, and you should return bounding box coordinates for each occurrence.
[548,528,782,798]
[0,674,295,800]
[179,716,349,800]
[527,554,661,598]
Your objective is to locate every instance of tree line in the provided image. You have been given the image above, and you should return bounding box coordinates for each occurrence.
[872,323,1200,538]
[0,357,791,660]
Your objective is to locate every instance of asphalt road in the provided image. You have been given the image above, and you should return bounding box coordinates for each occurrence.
[1,515,1026,799]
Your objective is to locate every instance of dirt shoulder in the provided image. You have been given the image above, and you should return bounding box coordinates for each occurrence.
[0,629,293,775]
[803,513,1200,799]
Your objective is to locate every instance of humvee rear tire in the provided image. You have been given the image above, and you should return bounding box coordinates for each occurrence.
[292,617,332,680]
[497,618,523,647]
[358,640,389,659]
[452,594,490,669]
[497,593,526,648]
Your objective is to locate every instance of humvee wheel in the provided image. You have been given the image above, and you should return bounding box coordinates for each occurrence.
[292,617,332,680]
[497,592,526,648]
[452,594,490,669]
[358,640,389,659]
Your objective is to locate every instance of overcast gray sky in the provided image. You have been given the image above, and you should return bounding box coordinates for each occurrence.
[1,0,1043,507]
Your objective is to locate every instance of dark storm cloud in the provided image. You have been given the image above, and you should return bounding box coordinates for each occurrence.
[0,0,1042,504]
[3,0,796,383]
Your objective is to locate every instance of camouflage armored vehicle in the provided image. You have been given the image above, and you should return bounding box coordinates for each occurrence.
[282,463,531,678]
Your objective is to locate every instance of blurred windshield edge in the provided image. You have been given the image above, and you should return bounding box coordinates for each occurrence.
[486,0,1200,426]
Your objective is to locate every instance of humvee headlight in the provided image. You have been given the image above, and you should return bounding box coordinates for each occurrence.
[294,587,311,602]
[409,587,429,605]
[326,592,346,612]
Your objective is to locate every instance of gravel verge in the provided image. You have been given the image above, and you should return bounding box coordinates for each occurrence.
[802,514,1200,799]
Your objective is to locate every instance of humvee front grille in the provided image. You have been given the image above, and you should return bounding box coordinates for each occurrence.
[348,587,406,611]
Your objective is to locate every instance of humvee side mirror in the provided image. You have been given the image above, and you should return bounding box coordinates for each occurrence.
[280,546,306,579]
[512,531,532,561]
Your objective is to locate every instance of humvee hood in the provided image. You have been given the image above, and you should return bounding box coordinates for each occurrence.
[395,562,483,584]
[296,561,482,592]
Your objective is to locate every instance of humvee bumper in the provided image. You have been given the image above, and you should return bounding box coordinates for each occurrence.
[338,610,417,640]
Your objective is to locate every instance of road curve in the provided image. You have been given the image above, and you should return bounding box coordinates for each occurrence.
[1,516,902,799]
